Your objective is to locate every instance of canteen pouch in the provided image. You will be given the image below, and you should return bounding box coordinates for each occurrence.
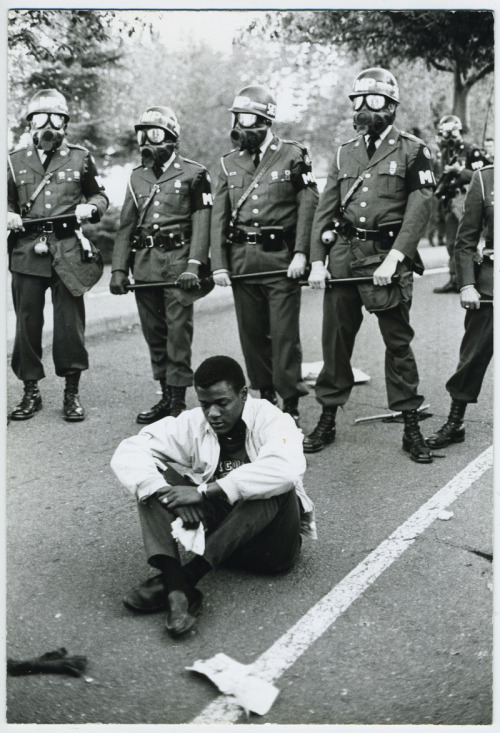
[350,253,413,312]
[51,236,104,296]
[474,255,493,298]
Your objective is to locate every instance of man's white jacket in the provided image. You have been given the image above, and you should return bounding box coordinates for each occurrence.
[111,395,316,538]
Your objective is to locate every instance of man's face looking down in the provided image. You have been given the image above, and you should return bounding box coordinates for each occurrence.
[195,381,247,435]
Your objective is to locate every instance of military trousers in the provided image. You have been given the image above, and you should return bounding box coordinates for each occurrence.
[11,270,88,382]
[231,278,308,400]
[138,465,301,575]
[135,285,193,386]
[446,305,493,403]
[315,283,424,412]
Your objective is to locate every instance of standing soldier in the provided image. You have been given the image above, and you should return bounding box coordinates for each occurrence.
[426,165,494,448]
[306,67,435,463]
[433,115,490,293]
[211,84,318,424]
[110,106,212,423]
[7,89,109,422]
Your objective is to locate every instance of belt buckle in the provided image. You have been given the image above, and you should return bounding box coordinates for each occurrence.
[145,235,155,249]
[247,232,259,244]
[41,221,54,234]
[356,228,367,242]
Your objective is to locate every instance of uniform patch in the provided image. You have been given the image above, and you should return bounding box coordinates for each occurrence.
[389,161,397,175]
[423,147,431,159]
[271,171,279,180]
[58,171,66,180]
[202,192,213,206]
[419,170,434,185]
[302,171,316,186]
[174,180,182,188]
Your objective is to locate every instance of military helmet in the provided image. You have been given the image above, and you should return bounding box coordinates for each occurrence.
[26,89,69,121]
[135,106,180,140]
[349,68,400,104]
[229,85,277,121]
[438,114,462,134]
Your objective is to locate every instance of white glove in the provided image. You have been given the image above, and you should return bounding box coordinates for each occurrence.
[308,261,329,289]
[212,270,232,287]
[75,203,96,222]
[7,212,24,231]
[287,252,307,279]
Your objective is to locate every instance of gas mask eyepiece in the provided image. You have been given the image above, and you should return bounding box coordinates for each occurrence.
[352,95,395,136]
[137,126,176,169]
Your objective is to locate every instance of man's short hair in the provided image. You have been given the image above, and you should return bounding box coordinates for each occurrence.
[194,356,246,393]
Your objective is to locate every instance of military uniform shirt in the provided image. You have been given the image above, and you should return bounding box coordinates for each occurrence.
[8,139,108,276]
[455,165,494,289]
[211,135,318,273]
[311,125,436,263]
[112,153,212,281]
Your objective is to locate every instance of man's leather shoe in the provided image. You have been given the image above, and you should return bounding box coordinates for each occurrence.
[63,391,85,421]
[10,381,42,420]
[426,421,465,448]
[260,388,278,406]
[165,588,203,637]
[303,408,337,453]
[402,410,433,463]
[433,281,459,294]
[136,397,171,424]
[123,574,169,612]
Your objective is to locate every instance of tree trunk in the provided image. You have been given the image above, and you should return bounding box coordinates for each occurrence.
[452,69,469,132]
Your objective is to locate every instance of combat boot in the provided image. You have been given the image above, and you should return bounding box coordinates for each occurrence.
[10,380,42,420]
[63,372,85,422]
[303,407,337,453]
[260,387,278,406]
[168,386,187,418]
[426,399,466,448]
[137,378,171,424]
[282,396,300,426]
[402,409,432,463]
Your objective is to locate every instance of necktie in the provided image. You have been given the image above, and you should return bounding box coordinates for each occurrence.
[42,151,53,170]
[366,135,379,159]
[153,163,164,179]
[253,149,261,168]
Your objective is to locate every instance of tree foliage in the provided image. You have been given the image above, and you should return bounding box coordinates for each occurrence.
[248,9,494,127]
[8,9,146,151]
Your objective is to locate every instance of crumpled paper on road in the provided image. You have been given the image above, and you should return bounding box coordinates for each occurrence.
[302,361,370,385]
[187,652,279,716]
[171,517,205,554]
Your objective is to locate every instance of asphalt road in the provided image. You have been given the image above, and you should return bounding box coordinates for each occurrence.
[5,261,494,726]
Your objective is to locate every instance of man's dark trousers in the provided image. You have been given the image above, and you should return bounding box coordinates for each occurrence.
[11,270,88,381]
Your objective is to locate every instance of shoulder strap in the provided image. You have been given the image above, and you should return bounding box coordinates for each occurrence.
[231,140,283,225]
[136,182,160,230]
[22,172,53,215]
[340,156,380,215]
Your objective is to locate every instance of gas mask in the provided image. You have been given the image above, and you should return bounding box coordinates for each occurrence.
[30,112,67,152]
[437,128,462,153]
[352,95,396,137]
[230,113,269,152]
[136,127,176,169]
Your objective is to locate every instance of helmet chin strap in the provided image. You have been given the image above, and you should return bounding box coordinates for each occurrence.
[230,125,268,152]
[33,128,64,152]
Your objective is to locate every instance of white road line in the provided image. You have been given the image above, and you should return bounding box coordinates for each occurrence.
[190,446,493,724]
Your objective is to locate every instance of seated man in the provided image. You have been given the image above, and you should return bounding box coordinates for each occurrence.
[111,355,316,638]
